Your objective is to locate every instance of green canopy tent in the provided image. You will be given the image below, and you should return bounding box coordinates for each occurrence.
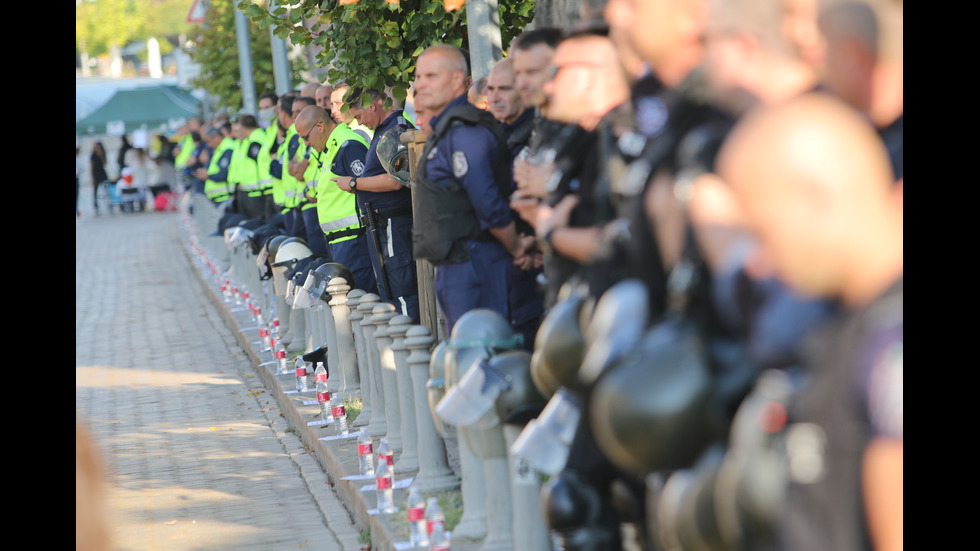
[76,85,202,136]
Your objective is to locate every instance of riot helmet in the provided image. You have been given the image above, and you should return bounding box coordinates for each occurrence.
[376,123,414,186]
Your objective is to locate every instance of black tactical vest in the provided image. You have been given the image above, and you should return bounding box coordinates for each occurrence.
[413,104,513,265]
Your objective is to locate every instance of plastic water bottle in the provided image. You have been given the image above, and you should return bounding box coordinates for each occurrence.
[315,364,332,422]
[429,523,450,551]
[274,340,288,374]
[408,486,427,547]
[260,327,272,352]
[424,497,445,541]
[376,457,396,514]
[295,358,309,392]
[377,437,393,468]
[358,431,375,475]
[331,394,349,435]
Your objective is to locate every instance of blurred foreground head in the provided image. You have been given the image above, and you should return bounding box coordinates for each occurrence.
[718,93,902,306]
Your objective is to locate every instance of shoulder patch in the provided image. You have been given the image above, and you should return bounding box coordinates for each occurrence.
[351,159,365,176]
[636,96,668,138]
[452,151,469,178]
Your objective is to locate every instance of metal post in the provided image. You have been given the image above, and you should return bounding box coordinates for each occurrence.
[234,7,257,115]
[268,1,292,96]
[464,0,504,83]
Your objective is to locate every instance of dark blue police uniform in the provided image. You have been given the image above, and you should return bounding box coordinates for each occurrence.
[501,107,545,350]
[326,139,378,296]
[357,111,420,323]
[420,95,514,334]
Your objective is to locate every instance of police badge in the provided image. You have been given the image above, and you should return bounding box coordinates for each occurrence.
[351,159,365,176]
[452,151,469,178]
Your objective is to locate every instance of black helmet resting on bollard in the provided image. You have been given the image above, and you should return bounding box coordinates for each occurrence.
[288,255,330,308]
[489,350,548,426]
[427,340,450,439]
[531,293,588,397]
[271,237,312,297]
[294,261,356,310]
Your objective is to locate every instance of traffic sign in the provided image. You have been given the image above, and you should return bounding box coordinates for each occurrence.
[187,0,205,23]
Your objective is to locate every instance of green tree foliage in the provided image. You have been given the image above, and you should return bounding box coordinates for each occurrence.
[187,0,308,111]
[76,0,145,55]
[239,0,534,107]
[76,0,195,57]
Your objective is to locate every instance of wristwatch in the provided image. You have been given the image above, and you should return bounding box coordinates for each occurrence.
[349,177,358,191]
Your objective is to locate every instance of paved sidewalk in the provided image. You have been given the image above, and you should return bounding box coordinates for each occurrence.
[76,210,363,551]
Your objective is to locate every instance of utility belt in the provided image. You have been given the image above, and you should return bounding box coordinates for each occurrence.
[358,205,413,227]
[325,226,367,242]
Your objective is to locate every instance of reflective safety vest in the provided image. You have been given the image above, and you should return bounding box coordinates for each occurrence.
[349,119,375,143]
[280,125,304,211]
[204,137,236,203]
[300,146,319,212]
[174,133,196,170]
[239,128,266,198]
[258,125,279,199]
[316,123,369,244]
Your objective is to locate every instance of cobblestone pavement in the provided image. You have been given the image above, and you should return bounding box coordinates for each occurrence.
[76,208,363,551]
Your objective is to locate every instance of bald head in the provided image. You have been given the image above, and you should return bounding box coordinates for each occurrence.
[486,58,524,123]
[414,44,469,114]
[294,105,335,152]
[315,84,333,110]
[718,93,900,303]
[300,82,320,98]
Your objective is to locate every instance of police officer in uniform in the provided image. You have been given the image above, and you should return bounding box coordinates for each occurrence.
[412,44,536,335]
[232,114,268,220]
[718,94,903,551]
[486,58,545,350]
[272,95,300,234]
[197,126,236,208]
[288,96,318,246]
[335,87,421,323]
[293,105,378,294]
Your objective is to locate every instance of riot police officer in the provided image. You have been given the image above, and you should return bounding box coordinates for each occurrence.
[412,44,536,335]
[335,87,421,323]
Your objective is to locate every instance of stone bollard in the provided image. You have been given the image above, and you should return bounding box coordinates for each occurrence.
[358,294,387,438]
[327,278,358,396]
[503,423,550,551]
[288,296,307,353]
[346,290,372,427]
[372,303,402,453]
[316,293,342,394]
[303,305,319,355]
[405,326,459,493]
[460,424,515,551]
[388,316,419,475]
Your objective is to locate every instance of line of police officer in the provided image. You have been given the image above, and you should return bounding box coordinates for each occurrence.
[408,0,902,548]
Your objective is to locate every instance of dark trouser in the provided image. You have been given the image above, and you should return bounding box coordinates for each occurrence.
[370,214,420,323]
[509,264,545,351]
[434,239,512,335]
[241,193,266,221]
[289,208,306,239]
[302,208,330,257]
[329,234,378,295]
